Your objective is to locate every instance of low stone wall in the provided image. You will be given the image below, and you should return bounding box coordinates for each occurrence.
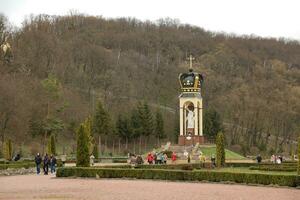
[0,168,35,176]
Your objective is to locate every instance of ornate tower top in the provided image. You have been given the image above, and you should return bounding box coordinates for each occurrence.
[178,55,204,93]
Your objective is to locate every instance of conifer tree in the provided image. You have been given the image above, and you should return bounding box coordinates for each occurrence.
[216,132,225,167]
[93,101,110,154]
[204,108,222,140]
[76,124,90,167]
[83,117,94,155]
[155,109,165,146]
[116,114,131,149]
[47,134,56,155]
[136,102,153,152]
[131,108,142,153]
[142,102,154,137]
[50,134,56,155]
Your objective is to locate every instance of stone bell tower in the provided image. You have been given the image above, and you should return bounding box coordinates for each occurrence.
[178,55,205,145]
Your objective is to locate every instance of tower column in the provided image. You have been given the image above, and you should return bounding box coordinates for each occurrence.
[194,104,198,136]
[199,100,203,136]
[179,107,184,136]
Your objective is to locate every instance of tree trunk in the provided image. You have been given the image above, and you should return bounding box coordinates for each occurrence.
[42,131,47,155]
[98,135,101,156]
[112,139,115,156]
[139,135,142,154]
[133,138,136,154]
[144,137,147,153]
[104,135,107,154]
[125,137,128,150]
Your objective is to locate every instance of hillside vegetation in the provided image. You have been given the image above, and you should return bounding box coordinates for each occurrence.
[0,13,299,156]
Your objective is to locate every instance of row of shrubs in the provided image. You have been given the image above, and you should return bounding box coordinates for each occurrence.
[249,165,297,172]
[56,167,300,187]
[225,162,297,168]
[99,162,296,171]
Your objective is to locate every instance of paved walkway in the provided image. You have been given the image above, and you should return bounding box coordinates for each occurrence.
[0,174,299,200]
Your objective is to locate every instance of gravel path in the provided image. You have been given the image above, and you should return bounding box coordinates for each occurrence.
[0,174,299,200]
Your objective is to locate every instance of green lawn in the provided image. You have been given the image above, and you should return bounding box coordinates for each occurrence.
[197,167,297,175]
[199,146,246,160]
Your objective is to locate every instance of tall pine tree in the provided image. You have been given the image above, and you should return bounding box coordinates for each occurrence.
[116,114,132,149]
[76,124,90,167]
[93,101,110,154]
[131,108,142,153]
[140,102,154,152]
[216,132,226,167]
[204,108,223,140]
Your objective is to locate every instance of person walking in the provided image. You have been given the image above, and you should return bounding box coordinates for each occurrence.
[43,154,49,175]
[163,153,168,164]
[147,152,153,164]
[50,155,57,173]
[256,154,262,163]
[35,153,42,175]
[171,152,177,164]
[154,153,158,164]
[187,153,191,163]
[211,154,216,168]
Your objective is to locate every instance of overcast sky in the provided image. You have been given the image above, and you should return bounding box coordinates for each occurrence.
[0,0,299,40]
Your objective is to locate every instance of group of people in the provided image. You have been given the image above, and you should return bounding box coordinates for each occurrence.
[35,153,57,175]
[270,154,283,164]
[146,152,174,164]
[128,153,144,165]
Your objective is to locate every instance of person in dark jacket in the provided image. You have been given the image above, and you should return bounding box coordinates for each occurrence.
[256,154,262,163]
[43,154,49,175]
[14,153,21,161]
[35,153,42,174]
[50,155,57,173]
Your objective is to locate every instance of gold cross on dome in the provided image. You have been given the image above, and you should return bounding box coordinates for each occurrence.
[187,55,195,70]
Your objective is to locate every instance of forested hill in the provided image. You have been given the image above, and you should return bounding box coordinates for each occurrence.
[0,14,299,154]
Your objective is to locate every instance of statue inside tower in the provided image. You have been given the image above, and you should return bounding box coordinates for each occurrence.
[186,108,194,129]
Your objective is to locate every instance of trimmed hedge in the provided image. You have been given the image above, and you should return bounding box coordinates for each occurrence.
[249,165,297,172]
[56,167,300,187]
[226,162,297,168]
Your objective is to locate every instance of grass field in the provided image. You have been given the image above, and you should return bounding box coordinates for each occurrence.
[200,146,246,160]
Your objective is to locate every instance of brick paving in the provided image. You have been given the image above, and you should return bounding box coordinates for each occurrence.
[0,174,299,200]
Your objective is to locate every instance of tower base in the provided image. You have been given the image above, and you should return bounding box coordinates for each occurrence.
[178,135,205,146]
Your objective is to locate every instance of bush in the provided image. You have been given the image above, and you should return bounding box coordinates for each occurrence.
[216,132,225,167]
[56,167,300,187]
